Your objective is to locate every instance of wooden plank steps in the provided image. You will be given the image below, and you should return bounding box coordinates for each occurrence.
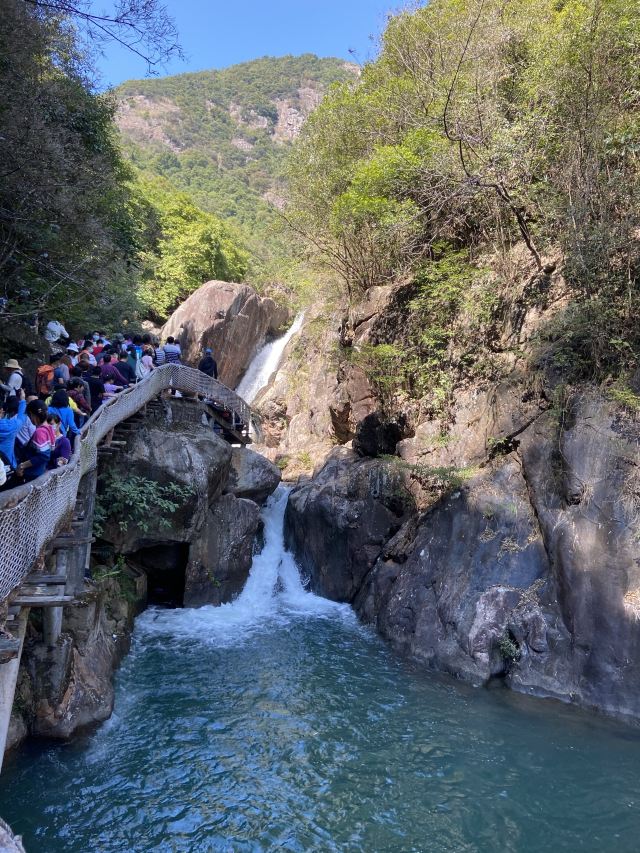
[0,638,22,664]
[11,595,74,607]
[52,535,94,548]
[23,575,66,585]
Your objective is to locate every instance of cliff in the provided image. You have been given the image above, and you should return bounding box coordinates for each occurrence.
[270,258,640,722]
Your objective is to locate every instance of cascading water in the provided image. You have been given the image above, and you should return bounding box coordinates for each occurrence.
[138,486,352,646]
[236,313,304,404]
[4,491,640,851]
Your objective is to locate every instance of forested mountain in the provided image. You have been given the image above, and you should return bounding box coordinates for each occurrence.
[289,0,640,403]
[115,56,358,279]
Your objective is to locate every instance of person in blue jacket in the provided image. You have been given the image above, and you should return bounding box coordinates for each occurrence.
[0,388,26,469]
[46,389,81,443]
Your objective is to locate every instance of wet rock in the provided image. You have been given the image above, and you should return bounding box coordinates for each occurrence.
[285,448,412,602]
[508,394,640,717]
[225,447,281,505]
[19,577,138,741]
[185,495,260,606]
[355,459,549,683]
[161,280,288,386]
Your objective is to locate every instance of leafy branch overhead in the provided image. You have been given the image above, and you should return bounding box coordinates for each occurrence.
[23,0,181,71]
[289,0,639,304]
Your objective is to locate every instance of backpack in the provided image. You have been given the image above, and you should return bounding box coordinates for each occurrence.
[21,373,33,396]
[134,353,149,381]
[36,364,54,396]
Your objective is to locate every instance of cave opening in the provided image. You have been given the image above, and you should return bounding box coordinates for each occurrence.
[133,542,189,607]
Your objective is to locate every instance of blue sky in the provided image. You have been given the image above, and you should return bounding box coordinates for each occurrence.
[97,0,405,88]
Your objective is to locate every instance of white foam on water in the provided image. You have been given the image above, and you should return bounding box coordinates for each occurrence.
[235,313,304,404]
[137,486,354,647]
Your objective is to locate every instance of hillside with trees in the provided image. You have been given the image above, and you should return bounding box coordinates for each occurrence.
[287,0,639,413]
[114,56,358,282]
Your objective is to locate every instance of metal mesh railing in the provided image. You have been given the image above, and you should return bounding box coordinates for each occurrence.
[0,365,250,601]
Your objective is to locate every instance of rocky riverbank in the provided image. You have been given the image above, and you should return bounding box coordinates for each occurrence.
[243,263,640,722]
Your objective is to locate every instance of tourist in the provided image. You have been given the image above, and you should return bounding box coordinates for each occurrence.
[67,379,91,416]
[163,337,182,364]
[1,359,24,399]
[0,389,26,469]
[100,355,125,386]
[53,355,72,386]
[79,342,97,366]
[66,342,80,365]
[14,399,55,481]
[46,389,81,441]
[69,366,92,409]
[198,348,218,379]
[115,352,135,385]
[36,359,56,399]
[84,366,105,413]
[47,413,72,468]
[141,347,154,377]
[44,319,69,345]
[102,379,123,400]
[154,343,166,366]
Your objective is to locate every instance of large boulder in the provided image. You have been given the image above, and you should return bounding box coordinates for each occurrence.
[225,446,281,505]
[161,280,288,387]
[285,448,413,602]
[185,494,261,607]
[101,422,232,555]
[355,459,549,684]
[509,393,640,717]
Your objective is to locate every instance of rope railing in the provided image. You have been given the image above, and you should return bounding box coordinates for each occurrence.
[0,365,251,601]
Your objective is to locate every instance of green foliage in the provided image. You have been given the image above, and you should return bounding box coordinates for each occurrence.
[498,634,521,662]
[607,383,640,413]
[94,472,193,537]
[132,174,248,321]
[115,56,357,291]
[289,0,640,384]
[0,0,142,329]
[275,455,290,471]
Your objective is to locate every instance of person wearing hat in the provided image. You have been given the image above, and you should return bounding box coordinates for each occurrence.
[66,342,80,365]
[198,348,218,379]
[1,359,23,398]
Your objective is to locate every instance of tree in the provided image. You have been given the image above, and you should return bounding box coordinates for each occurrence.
[133,175,249,321]
[23,0,180,72]
[0,0,142,328]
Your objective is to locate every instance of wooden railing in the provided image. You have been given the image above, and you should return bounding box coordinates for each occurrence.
[0,365,250,601]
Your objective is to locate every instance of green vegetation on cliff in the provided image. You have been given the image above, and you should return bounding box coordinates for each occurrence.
[115,55,357,281]
[0,0,251,331]
[289,0,640,405]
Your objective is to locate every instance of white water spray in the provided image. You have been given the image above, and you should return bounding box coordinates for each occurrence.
[236,313,304,404]
[138,486,353,646]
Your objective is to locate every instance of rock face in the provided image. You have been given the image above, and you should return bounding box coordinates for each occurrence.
[101,398,279,608]
[288,386,640,720]
[161,280,288,387]
[225,446,281,505]
[185,494,260,607]
[12,572,139,742]
[285,448,412,602]
[355,460,549,683]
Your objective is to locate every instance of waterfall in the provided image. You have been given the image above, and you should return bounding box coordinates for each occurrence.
[236,313,304,404]
[138,486,352,647]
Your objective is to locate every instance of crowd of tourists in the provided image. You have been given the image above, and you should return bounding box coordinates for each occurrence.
[0,326,219,490]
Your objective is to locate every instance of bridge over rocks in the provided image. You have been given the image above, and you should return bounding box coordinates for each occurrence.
[0,364,252,770]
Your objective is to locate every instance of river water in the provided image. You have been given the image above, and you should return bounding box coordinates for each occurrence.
[2,487,640,852]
